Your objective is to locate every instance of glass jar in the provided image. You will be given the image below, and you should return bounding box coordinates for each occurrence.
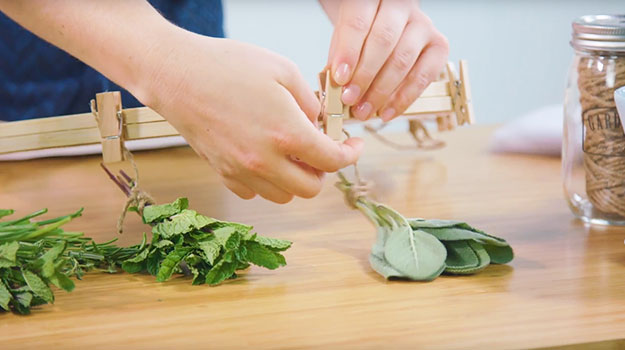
[563,15,625,225]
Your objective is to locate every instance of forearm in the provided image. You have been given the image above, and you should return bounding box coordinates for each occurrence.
[0,0,181,103]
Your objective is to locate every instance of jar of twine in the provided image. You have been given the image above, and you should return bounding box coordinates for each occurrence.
[563,15,625,225]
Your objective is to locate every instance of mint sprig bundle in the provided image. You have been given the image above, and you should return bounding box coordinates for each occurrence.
[122,198,291,285]
[336,173,513,281]
[1,198,291,314]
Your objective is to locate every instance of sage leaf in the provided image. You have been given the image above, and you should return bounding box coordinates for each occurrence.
[369,252,404,279]
[484,244,514,264]
[444,241,491,275]
[418,226,508,247]
[376,205,447,281]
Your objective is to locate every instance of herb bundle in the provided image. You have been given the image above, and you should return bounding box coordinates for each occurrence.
[0,208,138,314]
[336,173,513,281]
[121,197,292,285]
[0,198,291,314]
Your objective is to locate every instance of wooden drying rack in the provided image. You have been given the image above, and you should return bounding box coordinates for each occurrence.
[0,60,473,163]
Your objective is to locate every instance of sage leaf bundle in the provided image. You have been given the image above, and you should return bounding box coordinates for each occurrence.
[336,173,513,281]
[409,219,513,274]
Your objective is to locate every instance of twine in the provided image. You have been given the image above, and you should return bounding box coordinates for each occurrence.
[116,148,155,234]
[364,119,445,150]
[336,130,374,208]
[578,55,625,216]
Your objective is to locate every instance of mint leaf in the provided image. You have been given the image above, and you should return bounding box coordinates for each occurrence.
[122,249,149,273]
[142,197,189,224]
[38,241,67,278]
[208,221,252,234]
[152,210,216,239]
[153,240,174,249]
[213,226,236,246]
[16,292,33,309]
[244,241,285,270]
[47,272,75,292]
[198,237,221,265]
[156,247,191,282]
[204,260,236,285]
[0,241,20,268]
[146,252,161,276]
[225,231,241,251]
[22,269,54,303]
[0,281,12,311]
[254,236,292,251]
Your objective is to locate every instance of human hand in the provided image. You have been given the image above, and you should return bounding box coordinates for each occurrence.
[136,33,364,203]
[320,0,449,122]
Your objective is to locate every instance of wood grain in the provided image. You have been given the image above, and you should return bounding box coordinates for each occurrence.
[1,126,624,350]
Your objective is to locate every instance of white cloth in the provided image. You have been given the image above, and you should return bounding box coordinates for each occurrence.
[489,104,563,157]
[0,136,188,161]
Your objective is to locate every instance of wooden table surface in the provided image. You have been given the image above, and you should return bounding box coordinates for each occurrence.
[1,126,624,350]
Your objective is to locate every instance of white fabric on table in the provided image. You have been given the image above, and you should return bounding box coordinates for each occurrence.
[489,104,563,157]
[0,136,188,161]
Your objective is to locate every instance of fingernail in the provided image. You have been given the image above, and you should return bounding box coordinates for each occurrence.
[334,63,350,85]
[353,102,372,121]
[342,84,360,105]
[381,108,395,122]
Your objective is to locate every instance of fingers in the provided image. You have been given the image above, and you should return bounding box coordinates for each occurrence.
[342,0,411,118]
[357,19,429,121]
[381,35,449,120]
[242,175,294,204]
[267,159,324,199]
[275,123,365,173]
[222,178,256,200]
[329,0,379,85]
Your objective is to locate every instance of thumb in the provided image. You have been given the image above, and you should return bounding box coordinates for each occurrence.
[276,61,321,124]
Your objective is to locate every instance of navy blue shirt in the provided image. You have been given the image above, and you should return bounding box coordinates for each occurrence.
[0,0,224,121]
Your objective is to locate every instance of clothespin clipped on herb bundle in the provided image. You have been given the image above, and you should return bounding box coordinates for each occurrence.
[335,173,513,281]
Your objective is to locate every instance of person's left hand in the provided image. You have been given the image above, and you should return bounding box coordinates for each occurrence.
[320,0,449,122]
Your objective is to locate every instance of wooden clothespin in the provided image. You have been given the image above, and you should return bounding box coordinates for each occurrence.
[446,60,475,126]
[319,70,345,141]
[91,91,125,163]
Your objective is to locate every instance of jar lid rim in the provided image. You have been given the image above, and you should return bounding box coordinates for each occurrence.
[572,15,625,52]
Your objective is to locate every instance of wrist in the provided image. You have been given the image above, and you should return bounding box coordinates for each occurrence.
[124,21,189,109]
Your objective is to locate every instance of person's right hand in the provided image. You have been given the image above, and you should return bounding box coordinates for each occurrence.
[134,32,364,203]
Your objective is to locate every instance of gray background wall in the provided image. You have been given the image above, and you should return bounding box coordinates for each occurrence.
[223,0,624,124]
